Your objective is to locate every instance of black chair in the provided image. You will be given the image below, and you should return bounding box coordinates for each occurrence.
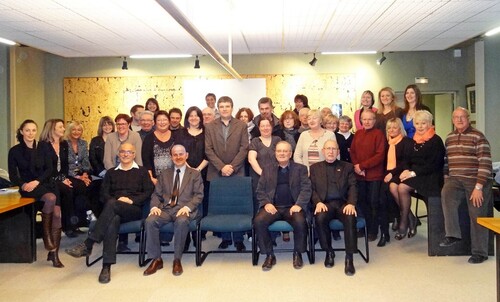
[253,219,316,265]
[314,217,369,263]
[196,176,256,266]
[86,199,150,267]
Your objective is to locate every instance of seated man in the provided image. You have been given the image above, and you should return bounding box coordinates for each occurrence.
[440,107,493,264]
[143,144,203,276]
[65,143,154,284]
[310,140,357,276]
[254,141,311,271]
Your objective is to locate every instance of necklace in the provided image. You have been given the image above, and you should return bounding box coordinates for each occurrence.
[413,141,426,152]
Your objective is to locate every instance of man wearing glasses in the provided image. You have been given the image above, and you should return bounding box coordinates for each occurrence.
[66,143,154,283]
[310,140,358,275]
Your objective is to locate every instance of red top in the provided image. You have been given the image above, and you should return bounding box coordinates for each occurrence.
[350,128,386,181]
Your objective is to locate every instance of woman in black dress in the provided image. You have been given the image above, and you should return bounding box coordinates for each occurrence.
[8,119,64,267]
[390,111,445,240]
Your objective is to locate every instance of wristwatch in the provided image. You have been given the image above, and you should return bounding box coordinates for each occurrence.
[474,185,483,191]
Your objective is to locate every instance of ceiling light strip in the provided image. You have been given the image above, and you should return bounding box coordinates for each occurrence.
[155,0,243,80]
[0,37,17,46]
[321,51,377,55]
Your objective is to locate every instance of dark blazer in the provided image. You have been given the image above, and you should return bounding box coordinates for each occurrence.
[256,161,311,211]
[89,136,105,176]
[37,140,69,183]
[150,166,203,218]
[204,117,249,181]
[310,160,357,206]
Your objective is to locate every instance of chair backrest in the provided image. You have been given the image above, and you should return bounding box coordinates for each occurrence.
[207,176,253,216]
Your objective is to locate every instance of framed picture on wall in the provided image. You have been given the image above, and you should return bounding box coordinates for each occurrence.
[466,83,476,123]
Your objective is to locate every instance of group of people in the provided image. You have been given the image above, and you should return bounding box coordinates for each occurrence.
[7,87,493,284]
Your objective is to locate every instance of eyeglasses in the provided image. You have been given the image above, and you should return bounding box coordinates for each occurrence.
[118,150,135,155]
[116,123,128,126]
[452,116,467,121]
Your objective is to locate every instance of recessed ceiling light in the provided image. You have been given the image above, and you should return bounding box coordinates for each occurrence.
[129,54,192,59]
[321,51,376,55]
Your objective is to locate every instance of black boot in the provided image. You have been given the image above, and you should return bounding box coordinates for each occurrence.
[377,233,390,247]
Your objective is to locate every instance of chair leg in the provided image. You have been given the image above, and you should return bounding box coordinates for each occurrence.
[139,225,146,267]
[252,227,258,265]
[309,223,315,264]
[196,226,202,266]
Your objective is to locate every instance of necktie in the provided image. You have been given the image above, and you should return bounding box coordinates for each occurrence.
[170,169,180,207]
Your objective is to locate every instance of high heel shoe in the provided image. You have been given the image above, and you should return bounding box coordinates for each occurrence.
[394,232,407,240]
[408,215,417,238]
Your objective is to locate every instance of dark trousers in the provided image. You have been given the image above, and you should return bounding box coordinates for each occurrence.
[254,207,307,255]
[379,182,397,234]
[357,180,382,236]
[315,200,357,254]
[58,178,87,231]
[89,198,142,264]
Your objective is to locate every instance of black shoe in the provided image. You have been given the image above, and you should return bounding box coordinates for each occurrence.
[332,230,342,241]
[116,242,131,253]
[235,241,246,252]
[468,254,488,264]
[98,266,111,284]
[377,233,390,247]
[160,240,170,247]
[394,232,406,241]
[292,251,303,269]
[218,240,232,249]
[65,230,78,238]
[65,242,92,258]
[324,251,335,268]
[262,254,276,271]
[439,236,461,247]
[367,233,377,242]
[345,258,356,276]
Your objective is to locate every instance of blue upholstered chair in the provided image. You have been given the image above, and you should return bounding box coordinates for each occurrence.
[86,199,150,267]
[322,217,369,263]
[253,219,316,265]
[196,176,256,266]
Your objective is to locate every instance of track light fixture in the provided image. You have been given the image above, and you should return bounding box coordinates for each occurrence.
[376,52,386,65]
[309,53,317,66]
[194,55,200,69]
[122,57,128,70]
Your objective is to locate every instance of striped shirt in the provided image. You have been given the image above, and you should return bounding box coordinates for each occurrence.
[444,126,492,185]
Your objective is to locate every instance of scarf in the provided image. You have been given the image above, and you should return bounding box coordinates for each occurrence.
[387,134,403,170]
[413,126,435,144]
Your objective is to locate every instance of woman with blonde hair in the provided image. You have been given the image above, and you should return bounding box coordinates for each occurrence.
[375,87,403,133]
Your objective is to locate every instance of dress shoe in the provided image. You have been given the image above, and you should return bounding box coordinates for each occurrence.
[65,230,78,238]
[282,232,290,242]
[172,259,183,276]
[292,251,303,269]
[262,254,276,271]
[98,266,111,284]
[116,242,131,253]
[235,241,246,252]
[332,230,342,241]
[377,233,390,247]
[439,236,461,247]
[468,255,488,264]
[65,242,92,258]
[324,251,335,268]
[218,240,232,249]
[367,233,377,242]
[143,258,163,276]
[344,258,356,276]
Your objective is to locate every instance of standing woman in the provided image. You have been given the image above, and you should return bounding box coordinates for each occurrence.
[142,110,176,185]
[375,87,403,133]
[294,109,336,171]
[145,97,160,114]
[236,107,259,143]
[8,120,64,268]
[89,116,114,179]
[379,118,413,246]
[390,111,445,240]
[103,114,142,170]
[277,110,300,153]
[354,90,377,131]
[335,116,354,163]
[401,84,431,138]
[293,94,309,116]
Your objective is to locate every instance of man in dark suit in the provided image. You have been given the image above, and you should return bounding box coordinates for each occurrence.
[310,139,357,276]
[143,144,203,276]
[254,141,311,271]
[65,143,154,283]
[204,96,249,251]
